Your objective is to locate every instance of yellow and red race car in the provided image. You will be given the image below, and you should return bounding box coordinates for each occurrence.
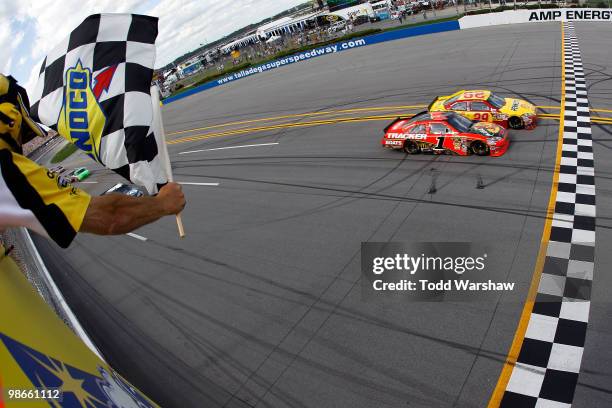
[381,111,509,157]
[428,90,537,129]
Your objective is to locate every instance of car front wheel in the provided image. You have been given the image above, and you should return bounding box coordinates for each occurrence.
[471,141,490,156]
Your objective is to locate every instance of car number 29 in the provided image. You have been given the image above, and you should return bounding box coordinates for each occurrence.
[473,113,490,121]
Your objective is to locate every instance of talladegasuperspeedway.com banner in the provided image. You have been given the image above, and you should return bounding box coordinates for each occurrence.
[361,242,522,302]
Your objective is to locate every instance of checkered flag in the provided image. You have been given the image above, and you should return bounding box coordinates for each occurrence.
[30,13,167,194]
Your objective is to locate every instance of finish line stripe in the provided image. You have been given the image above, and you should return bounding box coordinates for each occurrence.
[490,22,596,408]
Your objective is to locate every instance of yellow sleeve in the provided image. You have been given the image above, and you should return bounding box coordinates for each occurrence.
[0,149,91,248]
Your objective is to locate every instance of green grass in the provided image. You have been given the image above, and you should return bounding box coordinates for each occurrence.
[193,62,254,86]
[169,62,254,98]
[583,0,610,7]
[197,62,253,85]
[50,142,78,164]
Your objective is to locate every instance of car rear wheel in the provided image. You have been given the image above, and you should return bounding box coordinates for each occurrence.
[403,140,420,154]
[508,116,524,129]
[471,141,490,156]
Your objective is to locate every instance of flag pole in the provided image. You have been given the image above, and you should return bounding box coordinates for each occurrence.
[151,85,185,238]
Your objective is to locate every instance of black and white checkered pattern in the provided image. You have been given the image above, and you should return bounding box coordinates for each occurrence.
[500,22,595,408]
[30,14,166,194]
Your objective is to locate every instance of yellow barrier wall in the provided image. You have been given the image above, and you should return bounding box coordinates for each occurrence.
[0,248,159,408]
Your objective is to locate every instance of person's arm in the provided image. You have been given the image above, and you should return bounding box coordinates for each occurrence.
[1,150,185,247]
[80,182,185,235]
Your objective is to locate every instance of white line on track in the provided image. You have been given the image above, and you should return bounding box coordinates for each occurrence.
[77,181,99,184]
[126,233,148,241]
[178,142,279,155]
[177,182,220,186]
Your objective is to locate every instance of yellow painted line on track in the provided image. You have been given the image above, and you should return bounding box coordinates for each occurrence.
[591,117,612,124]
[166,113,611,146]
[167,114,404,145]
[166,105,428,137]
[487,22,567,408]
[592,108,612,114]
[539,113,612,124]
[166,103,612,141]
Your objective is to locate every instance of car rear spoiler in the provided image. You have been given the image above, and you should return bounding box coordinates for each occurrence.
[383,119,402,134]
[383,111,428,133]
[428,96,441,111]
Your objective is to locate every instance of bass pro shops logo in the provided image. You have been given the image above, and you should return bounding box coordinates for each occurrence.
[58,61,117,163]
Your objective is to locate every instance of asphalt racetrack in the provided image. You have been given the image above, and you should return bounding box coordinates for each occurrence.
[34,22,612,407]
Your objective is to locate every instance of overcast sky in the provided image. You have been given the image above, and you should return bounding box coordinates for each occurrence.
[0,0,306,94]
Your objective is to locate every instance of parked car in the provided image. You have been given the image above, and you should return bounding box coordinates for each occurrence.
[102,183,144,198]
[407,2,422,13]
[327,21,347,34]
[66,167,90,182]
[49,165,67,175]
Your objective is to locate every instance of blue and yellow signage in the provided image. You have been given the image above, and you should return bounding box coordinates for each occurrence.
[0,248,159,408]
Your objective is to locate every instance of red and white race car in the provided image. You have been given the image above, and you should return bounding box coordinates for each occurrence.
[381,111,509,157]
